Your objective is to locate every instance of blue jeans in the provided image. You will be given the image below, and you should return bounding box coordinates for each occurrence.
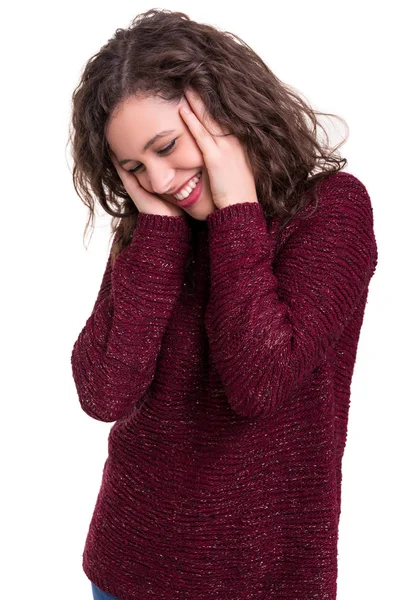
[91,581,119,600]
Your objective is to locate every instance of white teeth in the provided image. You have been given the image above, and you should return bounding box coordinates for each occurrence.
[173,172,201,200]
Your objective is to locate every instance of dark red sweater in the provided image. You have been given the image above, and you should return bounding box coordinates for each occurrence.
[71,171,378,600]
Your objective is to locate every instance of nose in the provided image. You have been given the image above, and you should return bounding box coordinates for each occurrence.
[148,170,175,196]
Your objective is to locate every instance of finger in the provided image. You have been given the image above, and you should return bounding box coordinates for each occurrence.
[179,100,219,161]
[183,88,229,137]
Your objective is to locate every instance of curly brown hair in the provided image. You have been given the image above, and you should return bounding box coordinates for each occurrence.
[67,8,348,291]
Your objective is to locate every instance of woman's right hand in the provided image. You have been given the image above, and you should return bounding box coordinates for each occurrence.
[110,151,185,217]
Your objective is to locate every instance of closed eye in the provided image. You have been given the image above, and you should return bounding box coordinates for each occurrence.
[128,139,177,174]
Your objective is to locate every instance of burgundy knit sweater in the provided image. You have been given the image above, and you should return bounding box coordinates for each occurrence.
[71,171,378,600]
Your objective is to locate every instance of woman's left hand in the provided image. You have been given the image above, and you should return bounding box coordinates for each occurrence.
[179,88,259,210]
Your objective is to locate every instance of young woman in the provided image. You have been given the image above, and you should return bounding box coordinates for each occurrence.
[69,9,378,600]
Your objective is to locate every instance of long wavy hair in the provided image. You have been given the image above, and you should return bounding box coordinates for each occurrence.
[67,8,348,292]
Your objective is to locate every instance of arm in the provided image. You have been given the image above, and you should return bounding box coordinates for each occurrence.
[204,172,378,418]
[71,213,190,422]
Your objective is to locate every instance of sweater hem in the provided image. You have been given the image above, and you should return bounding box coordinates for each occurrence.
[83,561,126,600]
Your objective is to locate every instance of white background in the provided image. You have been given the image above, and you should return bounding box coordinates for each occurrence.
[1,1,397,599]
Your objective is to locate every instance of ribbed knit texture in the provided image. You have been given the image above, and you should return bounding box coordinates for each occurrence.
[71,171,378,600]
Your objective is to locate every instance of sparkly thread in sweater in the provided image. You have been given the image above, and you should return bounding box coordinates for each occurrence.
[71,171,378,600]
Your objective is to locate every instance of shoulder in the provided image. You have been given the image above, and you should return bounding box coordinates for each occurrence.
[312,171,374,219]
[302,171,378,268]
[273,170,378,263]
[270,169,377,248]
[318,170,368,192]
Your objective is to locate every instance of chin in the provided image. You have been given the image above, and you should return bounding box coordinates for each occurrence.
[186,201,216,221]
[188,213,208,221]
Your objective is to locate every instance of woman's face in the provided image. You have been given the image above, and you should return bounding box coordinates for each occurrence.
[105,94,216,220]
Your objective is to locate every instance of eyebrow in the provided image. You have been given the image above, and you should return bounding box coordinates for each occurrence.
[118,129,176,166]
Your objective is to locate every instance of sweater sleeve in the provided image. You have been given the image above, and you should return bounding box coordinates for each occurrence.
[70,213,190,422]
[204,172,378,418]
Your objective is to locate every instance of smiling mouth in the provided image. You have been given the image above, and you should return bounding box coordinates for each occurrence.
[162,170,205,204]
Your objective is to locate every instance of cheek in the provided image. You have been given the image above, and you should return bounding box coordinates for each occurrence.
[186,137,204,164]
[135,138,205,190]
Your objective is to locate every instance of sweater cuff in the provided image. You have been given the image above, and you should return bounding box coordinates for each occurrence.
[206,201,264,229]
[136,212,191,239]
